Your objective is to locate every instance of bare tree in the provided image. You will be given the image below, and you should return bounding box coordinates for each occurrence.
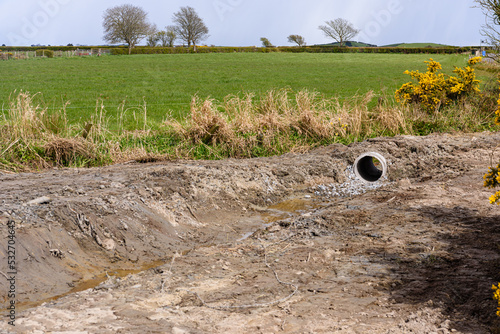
[165,26,177,47]
[287,35,306,47]
[155,27,176,47]
[318,18,360,47]
[156,31,167,47]
[172,6,209,51]
[103,4,155,54]
[474,0,500,57]
[146,25,160,47]
[260,37,274,47]
[146,34,159,47]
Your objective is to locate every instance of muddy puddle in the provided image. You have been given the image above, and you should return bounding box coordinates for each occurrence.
[11,260,167,314]
[238,197,321,242]
[12,197,322,313]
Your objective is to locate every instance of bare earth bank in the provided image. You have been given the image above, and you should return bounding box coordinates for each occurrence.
[1,132,500,333]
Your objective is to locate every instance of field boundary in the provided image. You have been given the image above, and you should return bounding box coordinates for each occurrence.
[0,45,475,56]
[0,48,111,60]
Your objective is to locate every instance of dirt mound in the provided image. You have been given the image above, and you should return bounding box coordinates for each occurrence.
[1,132,500,333]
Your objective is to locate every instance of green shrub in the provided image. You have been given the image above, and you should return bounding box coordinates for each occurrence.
[35,49,54,58]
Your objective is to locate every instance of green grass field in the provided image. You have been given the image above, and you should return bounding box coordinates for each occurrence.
[0,52,497,170]
[0,53,472,128]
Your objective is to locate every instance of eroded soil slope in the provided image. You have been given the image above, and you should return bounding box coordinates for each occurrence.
[1,132,500,333]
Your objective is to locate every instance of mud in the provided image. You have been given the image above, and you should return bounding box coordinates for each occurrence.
[1,132,500,333]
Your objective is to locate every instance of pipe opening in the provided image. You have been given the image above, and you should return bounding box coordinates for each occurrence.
[354,152,387,183]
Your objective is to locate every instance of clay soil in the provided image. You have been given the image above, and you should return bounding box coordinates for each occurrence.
[2,132,500,334]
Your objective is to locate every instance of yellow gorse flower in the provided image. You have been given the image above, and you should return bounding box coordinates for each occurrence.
[489,192,500,205]
[425,59,442,73]
[493,284,500,316]
[468,56,482,65]
[484,164,500,189]
[395,58,481,112]
[485,87,500,206]
[496,78,500,125]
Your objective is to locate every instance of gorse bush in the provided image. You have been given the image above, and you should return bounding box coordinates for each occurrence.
[395,58,481,112]
[496,92,500,126]
[484,78,500,206]
[485,75,500,320]
[468,56,483,65]
[484,164,500,204]
[493,284,500,317]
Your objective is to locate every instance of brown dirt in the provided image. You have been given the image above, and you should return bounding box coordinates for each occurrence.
[2,131,500,333]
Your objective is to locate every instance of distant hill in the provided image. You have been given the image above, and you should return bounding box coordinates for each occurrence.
[317,41,378,47]
[382,43,455,48]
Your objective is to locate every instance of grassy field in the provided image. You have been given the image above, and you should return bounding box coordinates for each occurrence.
[0,52,497,171]
[0,53,472,128]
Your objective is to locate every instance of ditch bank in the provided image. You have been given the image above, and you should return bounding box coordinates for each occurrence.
[1,132,500,333]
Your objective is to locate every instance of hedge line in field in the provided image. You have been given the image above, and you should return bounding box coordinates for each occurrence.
[112,46,473,55]
[1,45,474,55]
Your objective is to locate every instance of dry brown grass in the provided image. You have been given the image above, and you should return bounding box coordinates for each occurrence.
[1,88,494,171]
[373,95,413,135]
[165,89,376,153]
[0,91,111,170]
[166,89,340,156]
[164,88,496,158]
[2,91,74,139]
[43,137,96,166]
[188,97,233,145]
[4,91,49,139]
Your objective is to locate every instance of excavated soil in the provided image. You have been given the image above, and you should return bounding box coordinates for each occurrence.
[2,132,500,333]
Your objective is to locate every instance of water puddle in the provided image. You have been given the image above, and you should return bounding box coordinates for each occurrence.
[12,260,165,314]
[237,196,322,242]
[12,197,322,313]
[268,197,314,212]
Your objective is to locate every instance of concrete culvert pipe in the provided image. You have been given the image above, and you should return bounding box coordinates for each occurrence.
[353,152,387,182]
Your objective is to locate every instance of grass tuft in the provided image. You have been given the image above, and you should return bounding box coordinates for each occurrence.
[43,137,96,167]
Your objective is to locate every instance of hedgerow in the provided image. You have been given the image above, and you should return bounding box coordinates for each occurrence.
[108,46,472,55]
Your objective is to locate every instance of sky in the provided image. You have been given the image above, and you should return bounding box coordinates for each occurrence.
[0,0,488,47]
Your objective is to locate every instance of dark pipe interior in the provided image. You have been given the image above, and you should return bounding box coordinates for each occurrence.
[355,156,383,182]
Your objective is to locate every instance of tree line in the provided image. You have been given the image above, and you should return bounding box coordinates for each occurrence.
[103,4,362,54]
[103,5,209,54]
